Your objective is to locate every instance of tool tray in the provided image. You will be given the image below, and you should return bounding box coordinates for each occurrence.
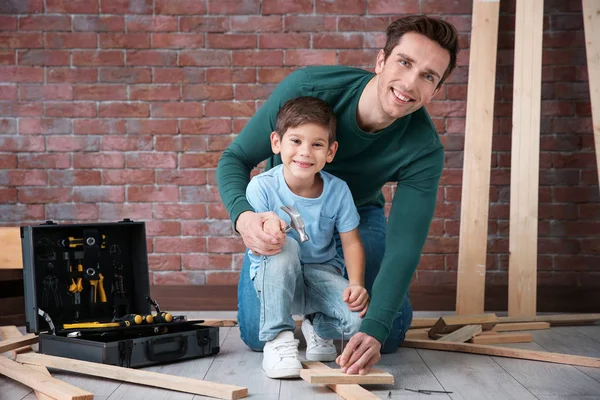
[21,220,219,368]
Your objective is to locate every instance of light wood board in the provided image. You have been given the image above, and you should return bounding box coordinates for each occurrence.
[493,322,550,332]
[299,368,393,385]
[438,324,482,342]
[469,332,533,344]
[0,227,22,269]
[301,361,380,400]
[583,0,600,190]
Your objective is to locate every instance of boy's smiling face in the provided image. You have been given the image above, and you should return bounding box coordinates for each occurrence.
[271,123,338,183]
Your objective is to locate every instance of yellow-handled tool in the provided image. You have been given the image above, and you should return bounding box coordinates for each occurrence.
[89,273,107,304]
[63,320,130,329]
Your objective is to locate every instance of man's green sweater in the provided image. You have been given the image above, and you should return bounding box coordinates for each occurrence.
[216,66,444,344]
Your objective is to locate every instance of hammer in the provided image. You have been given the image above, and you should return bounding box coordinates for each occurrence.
[280,205,309,243]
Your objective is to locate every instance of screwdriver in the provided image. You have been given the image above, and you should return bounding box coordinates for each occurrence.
[152,312,173,323]
[63,320,130,329]
[115,314,153,325]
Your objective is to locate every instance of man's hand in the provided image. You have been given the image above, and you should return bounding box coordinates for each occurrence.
[236,211,285,255]
[336,332,381,375]
[342,284,369,317]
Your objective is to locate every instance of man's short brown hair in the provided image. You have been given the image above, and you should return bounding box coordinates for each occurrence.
[275,96,337,143]
[384,15,459,88]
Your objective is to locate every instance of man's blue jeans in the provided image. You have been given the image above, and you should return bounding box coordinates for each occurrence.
[237,205,413,353]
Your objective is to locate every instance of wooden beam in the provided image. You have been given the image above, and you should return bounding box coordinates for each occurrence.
[493,322,550,332]
[507,0,544,317]
[16,352,248,400]
[498,314,600,325]
[405,328,432,340]
[0,356,93,400]
[455,0,501,316]
[0,227,22,270]
[299,368,394,385]
[429,314,498,338]
[301,362,380,400]
[582,0,600,191]
[438,325,482,343]
[409,318,438,329]
[403,339,600,368]
[200,319,239,327]
[0,334,38,353]
[469,333,533,345]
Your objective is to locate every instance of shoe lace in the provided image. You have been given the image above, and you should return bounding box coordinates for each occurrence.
[274,339,299,358]
[307,328,332,349]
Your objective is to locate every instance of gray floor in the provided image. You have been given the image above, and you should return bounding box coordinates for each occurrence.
[2,311,600,400]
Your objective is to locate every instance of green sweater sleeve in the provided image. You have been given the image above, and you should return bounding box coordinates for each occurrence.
[359,142,444,344]
[216,70,313,228]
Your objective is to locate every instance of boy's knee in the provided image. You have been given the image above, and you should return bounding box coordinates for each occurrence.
[267,237,301,270]
[345,312,363,337]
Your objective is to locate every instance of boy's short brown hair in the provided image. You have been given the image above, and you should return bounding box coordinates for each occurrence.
[275,96,337,143]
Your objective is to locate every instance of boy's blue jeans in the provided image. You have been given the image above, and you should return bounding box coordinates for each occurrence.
[253,237,362,341]
[237,205,413,353]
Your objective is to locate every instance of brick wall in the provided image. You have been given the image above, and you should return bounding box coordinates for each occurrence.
[0,0,598,290]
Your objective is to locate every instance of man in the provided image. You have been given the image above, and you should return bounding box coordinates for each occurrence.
[216,15,459,374]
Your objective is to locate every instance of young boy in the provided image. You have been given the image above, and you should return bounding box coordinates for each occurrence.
[246,96,369,379]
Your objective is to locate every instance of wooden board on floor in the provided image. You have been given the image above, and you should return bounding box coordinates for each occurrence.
[301,362,380,400]
[469,333,533,344]
[498,314,600,325]
[0,227,22,269]
[429,314,498,338]
[493,322,550,332]
[299,368,394,385]
[438,325,482,343]
[0,334,37,353]
[507,0,544,317]
[455,0,501,316]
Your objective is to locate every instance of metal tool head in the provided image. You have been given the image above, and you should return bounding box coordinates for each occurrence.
[280,205,309,243]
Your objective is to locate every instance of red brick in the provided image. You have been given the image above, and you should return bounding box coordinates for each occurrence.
[579,204,600,219]
[575,102,591,117]
[101,0,153,14]
[126,119,178,135]
[98,67,151,83]
[421,0,472,14]
[368,0,418,14]
[0,170,46,186]
[207,136,232,151]
[149,254,181,271]
[553,153,596,169]
[145,220,182,236]
[127,50,177,66]
[155,0,207,14]
[151,103,203,118]
[232,119,249,133]
[337,49,377,66]
[130,85,180,101]
[46,0,98,13]
[207,237,245,253]
[126,152,176,168]
[316,0,365,14]
[235,84,275,100]
[153,67,204,83]
[155,170,207,185]
[153,272,206,285]
[285,50,336,66]
[206,272,239,285]
[46,204,99,221]
[73,186,125,203]
[0,17,17,30]
[183,85,233,101]
[232,50,282,67]
[180,186,221,202]
[19,84,73,101]
[128,186,178,203]
[206,68,256,83]
[0,136,41,152]
[155,136,207,151]
[72,50,124,66]
[0,154,17,169]
[74,85,127,100]
[102,169,154,185]
[259,33,309,49]
[180,153,221,168]
[73,119,126,134]
[208,0,259,14]
[338,16,390,31]
[47,136,101,152]
[154,204,207,219]
[207,203,229,219]
[45,102,96,117]
[581,239,600,255]
[47,68,98,83]
[180,17,230,33]
[0,204,43,221]
[99,103,149,118]
[0,33,43,48]
[0,188,18,203]
[182,254,232,270]
[538,238,581,255]
[426,101,466,118]
[554,117,592,133]
[363,32,386,49]
[257,67,295,83]
[0,119,16,134]
[0,102,42,117]
[231,16,282,32]
[19,154,69,169]
[0,85,16,100]
[539,169,580,186]
[100,33,150,49]
[0,50,15,65]
[18,16,70,32]
[313,33,363,49]
[152,33,204,49]
[284,16,336,32]
[19,118,72,135]
[127,16,178,32]
[179,50,230,66]
[206,33,256,49]
[417,254,445,270]
[48,170,101,186]
[73,16,125,32]
[18,187,72,203]
[204,101,254,117]
[18,50,69,66]
[103,136,152,151]
[262,0,312,14]
[555,255,600,272]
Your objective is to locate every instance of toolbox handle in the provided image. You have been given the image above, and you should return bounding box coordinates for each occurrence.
[147,335,188,362]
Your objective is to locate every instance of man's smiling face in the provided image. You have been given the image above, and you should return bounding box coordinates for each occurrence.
[375,32,451,122]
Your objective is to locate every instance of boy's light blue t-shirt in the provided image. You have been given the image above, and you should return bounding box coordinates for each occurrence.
[246,164,360,280]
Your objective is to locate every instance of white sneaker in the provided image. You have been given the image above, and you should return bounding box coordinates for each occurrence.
[301,318,337,362]
[263,331,302,379]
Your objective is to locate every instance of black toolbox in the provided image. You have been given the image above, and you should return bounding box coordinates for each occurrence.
[21,220,219,368]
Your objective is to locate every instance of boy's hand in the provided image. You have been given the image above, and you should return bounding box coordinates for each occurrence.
[342,284,369,317]
[237,211,285,256]
[263,217,286,236]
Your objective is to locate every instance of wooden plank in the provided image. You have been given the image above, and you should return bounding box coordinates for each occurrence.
[299,368,394,385]
[0,356,93,400]
[429,314,498,338]
[301,362,380,400]
[438,325,482,343]
[0,227,22,269]
[199,319,238,327]
[0,334,37,353]
[405,328,431,340]
[409,318,438,329]
[403,339,600,368]
[498,314,600,325]
[455,0,501,316]
[583,0,600,191]
[469,333,533,344]
[507,0,544,317]
[17,352,248,400]
[493,322,550,332]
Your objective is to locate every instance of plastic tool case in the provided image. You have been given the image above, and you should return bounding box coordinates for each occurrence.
[21,220,219,368]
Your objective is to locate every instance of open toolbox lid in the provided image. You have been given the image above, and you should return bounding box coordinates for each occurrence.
[21,219,152,334]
